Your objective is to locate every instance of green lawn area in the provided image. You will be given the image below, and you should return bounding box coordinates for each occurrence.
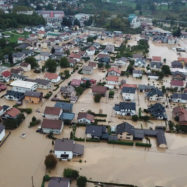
[3,30,30,43]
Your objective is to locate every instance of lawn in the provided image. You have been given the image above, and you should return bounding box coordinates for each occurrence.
[3,30,30,43]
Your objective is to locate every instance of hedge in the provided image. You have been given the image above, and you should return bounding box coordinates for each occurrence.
[108,140,134,146]
[18,108,32,114]
[87,111,107,117]
[135,142,152,147]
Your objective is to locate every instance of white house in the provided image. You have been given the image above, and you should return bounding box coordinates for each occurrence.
[10,80,38,93]
[0,124,5,142]
[41,119,64,134]
[146,88,164,101]
[44,106,62,120]
[108,67,121,76]
[106,76,119,86]
[133,70,142,78]
[20,62,31,72]
[114,102,136,116]
[121,87,136,101]
[12,52,25,64]
[77,112,94,124]
[44,72,61,84]
[86,46,95,57]
[54,139,84,160]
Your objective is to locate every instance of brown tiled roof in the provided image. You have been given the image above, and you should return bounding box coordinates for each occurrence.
[41,119,62,130]
[45,72,58,80]
[44,107,61,116]
[6,108,20,118]
[77,112,94,121]
[92,85,107,94]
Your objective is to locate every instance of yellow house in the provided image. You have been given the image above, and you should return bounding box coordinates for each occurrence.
[24,91,43,104]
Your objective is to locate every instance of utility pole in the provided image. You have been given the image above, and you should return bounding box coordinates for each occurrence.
[31,176,34,187]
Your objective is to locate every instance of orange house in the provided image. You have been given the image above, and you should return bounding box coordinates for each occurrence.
[24,91,43,104]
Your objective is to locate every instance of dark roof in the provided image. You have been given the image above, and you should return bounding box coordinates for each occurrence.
[86,125,106,138]
[133,129,145,139]
[150,61,162,68]
[0,124,5,134]
[148,103,167,119]
[5,90,25,100]
[35,78,51,85]
[25,91,42,98]
[171,93,187,100]
[55,102,73,112]
[156,130,167,146]
[114,102,136,111]
[146,88,163,97]
[54,139,84,155]
[171,61,183,68]
[48,177,70,187]
[116,122,134,135]
[122,87,136,94]
[42,119,63,130]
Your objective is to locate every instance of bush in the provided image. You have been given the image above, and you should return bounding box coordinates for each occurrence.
[135,142,151,147]
[44,154,57,170]
[77,176,87,187]
[94,94,102,103]
[108,140,134,146]
[132,115,138,121]
[44,91,52,99]
[29,117,41,127]
[109,90,114,98]
[19,108,32,114]
[63,168,79,180]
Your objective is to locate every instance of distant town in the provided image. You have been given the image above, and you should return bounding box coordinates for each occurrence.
[0,0,187,187]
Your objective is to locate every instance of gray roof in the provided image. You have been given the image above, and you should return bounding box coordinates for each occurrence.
[48,177,70,187]
[54,139,84,155]
[35,78,51,86]
[116,122,134,135]
[156,130,167,146]
[146,88,163,98]
[150,61,162,68]
[55,102,73,112]
[114,102,136,111]
[122,87,136,94]
[25,91,42,98]
[86,125,106,138]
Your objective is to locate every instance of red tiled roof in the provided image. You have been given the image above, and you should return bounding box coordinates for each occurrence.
[2,71,11,77]
[178,57,187,63]
[108,67,121,74]
[41,119,62,130]
[170,80,184,87]
[92,85,107,94]
[106,76,118,82]
[71,79,81,86]
[6,108,20,118]
[44,72,58,80]
[121,83,137,89]
[69,53,81,59]
[152,56,161,62]
[44,107,61,116]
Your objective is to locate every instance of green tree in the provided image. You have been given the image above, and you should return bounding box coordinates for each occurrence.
[162,65,171,76]
[63,168,79,179]
[132,115,138,121]
[44,154,57,170]
[77,176,87,187]
[94,94,102,103]
[44,59,57,73]
[64,70,70,79]
[60,57,69,68]
[25,56,38,69]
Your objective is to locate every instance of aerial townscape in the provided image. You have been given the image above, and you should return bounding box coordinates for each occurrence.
[0,0,187,187]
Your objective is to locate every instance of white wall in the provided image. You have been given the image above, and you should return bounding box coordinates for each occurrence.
[0,129,5,141]
[55,150,73,160]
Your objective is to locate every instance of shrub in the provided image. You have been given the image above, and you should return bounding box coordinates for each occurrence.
[135,142,151,147]
[132,115,138,121]
[94,94,102,103]
[108,140,134,146]
[44,154,57,170]
[63,168,79,180]
[19,108,32,114]
[77,176,87,187]
[109,90,114,98]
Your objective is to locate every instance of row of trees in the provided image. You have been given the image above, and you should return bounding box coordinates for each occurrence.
[0,12,45,29]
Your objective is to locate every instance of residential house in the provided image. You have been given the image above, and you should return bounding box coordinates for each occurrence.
[148,73,159,80]
[114,57,127,66]
[55,102,73,113]
[92,85,107,96]
[1,71,11,82]
[121,87,136,101]
[133,54,143,60]
[12,52,25,64]
[59,112,75,124]
[69,53,81,62]
[41,119,63,134]
[44,106,62,120]
[88,61,97,69]
[97,54,110,65]
[10,67,23,75]
[71,79,81,87]
[170,93,187,103]
[86,125,108,139]
[3,107,21,119]
[44,72,61,84]
[10,80,37,93]
[0,105,9,117]
[172,106,187,125]
[24,91,43,104]
[134,58,146,68]
[148,103,167,120]
[37,52,50,61]
[133,70,143,78]
[150,61,162,71]
[0,124,5,142]
[77,112,94,124]
[35,79,52,89]
[20,62,31,72]
[86,46,95,57]
[4,90,25,101]
[107,67,121,77]
[114,102,136,116]
[54,139,84,160]
[68,58,76,67]
[61,85,76,98]
[170,80,184,90]
[82,66,93,75]
[172,71,186,81]
[171,61,183,69]
[152,56,162,62]
[48,177,70,187]
[106,76,119,89]
[146,88,164,101]
[138,85,155,92]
